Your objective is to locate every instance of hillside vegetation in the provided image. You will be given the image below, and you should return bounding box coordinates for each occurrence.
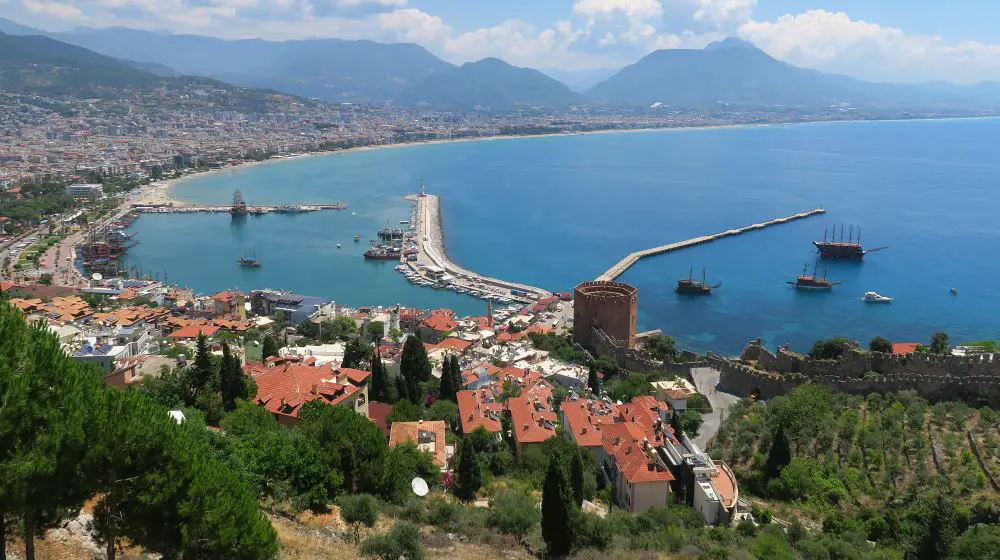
[709,384,1000,558]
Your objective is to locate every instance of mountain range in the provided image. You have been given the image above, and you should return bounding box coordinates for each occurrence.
[0,31,316,113]
[1,17,999,111]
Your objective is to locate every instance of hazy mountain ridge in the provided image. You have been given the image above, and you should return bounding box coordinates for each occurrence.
[2,17,999,111]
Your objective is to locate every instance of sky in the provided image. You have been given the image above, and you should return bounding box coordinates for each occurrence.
[3,0,1000,84]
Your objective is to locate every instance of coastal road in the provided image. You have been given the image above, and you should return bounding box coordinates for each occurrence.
[690,367,742,450]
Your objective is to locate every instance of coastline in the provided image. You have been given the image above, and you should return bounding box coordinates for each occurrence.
[156,114,1000,206]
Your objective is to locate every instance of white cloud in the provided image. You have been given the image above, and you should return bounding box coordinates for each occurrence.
[23,0,85,21]
[376,8,450,44]
[738,10,1000,84]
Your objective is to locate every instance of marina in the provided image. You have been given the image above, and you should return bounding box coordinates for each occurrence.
[596,208,828,282]
[398,191,552,304]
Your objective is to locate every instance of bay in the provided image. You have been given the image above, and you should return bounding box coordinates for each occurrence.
[126,118,1000,355]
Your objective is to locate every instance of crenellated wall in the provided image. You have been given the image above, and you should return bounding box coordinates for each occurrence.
[719,343,1000,406]
[593,327,708,377]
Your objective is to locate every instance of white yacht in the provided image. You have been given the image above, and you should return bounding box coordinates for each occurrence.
[863,291,893,303]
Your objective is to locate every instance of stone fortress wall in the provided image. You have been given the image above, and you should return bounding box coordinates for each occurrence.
[592,327,708,377]
[716,339,1000,405]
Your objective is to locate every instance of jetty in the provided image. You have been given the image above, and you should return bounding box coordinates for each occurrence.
[411,193,551,303]
[131,203,347,214]
[596,208,827,282]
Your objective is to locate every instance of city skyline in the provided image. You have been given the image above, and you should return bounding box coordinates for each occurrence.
[2,0,1000,84]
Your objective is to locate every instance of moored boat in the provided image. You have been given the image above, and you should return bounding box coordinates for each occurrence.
[863,291,893,303]
[788,262,839,291]
[676,267,720,295]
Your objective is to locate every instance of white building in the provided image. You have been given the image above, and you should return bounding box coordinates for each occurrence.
[65,183,104,198]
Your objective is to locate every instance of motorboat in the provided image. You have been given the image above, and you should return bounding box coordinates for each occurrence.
[863,291,893,303]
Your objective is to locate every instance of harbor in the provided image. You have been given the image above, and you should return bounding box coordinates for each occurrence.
[389,191,552,305]
[596,208,828,281]
[132,203,348,214]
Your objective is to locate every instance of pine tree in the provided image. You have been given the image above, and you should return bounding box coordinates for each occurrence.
[370,348,390,403]
[765,425,791,480]
[454,440,482,501]
[670,409,684,439]
[342,337,370,369]
[261,335,279,360]
[541,453,575,557]
[587,363,600,395]
[570,450,585,507]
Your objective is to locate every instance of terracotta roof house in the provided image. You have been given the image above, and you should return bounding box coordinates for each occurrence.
[507,395,557,457]
[247,362,371,427]
[600,423,674,513]
[457,389,504,434]
[389,420,448,470]
[418,310,458,343]
[560,397,621,459]
[891,342,921,355]
[169,324,220,341]
[368,402,393,436]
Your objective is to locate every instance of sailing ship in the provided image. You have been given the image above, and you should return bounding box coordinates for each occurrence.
[238,250,260,268]
[364,244,402,260]
[675,267,720,295]
[812,224,886,260]
[788,262,839,291]
[230,189,248,217]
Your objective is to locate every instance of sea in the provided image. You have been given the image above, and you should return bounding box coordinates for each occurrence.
[125,118,1000,356]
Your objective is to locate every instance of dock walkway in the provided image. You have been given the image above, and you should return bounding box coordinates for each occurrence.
[412,194,551,303]
[596,208,827,281]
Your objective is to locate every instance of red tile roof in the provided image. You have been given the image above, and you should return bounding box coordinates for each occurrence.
[508,396,557,445]
[432,337,473,353]
[389,420,447,468]
[421,310,458,333]
[561,398,621,448]
[169,324,220,339]
[891,342,920,355]
[457,389,503,434]
[369,401,392,436]
[248,363,370,421]
[601,423,674,484]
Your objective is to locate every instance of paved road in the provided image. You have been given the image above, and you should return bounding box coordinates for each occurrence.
[690,367,742,450]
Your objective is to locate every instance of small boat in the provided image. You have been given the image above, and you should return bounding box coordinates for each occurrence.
[788,262,839,291]
[238,256,260,268]
[863,291,893,303]
[353,234,361,242]
[950,288,958,295]
[336,243,341,249]
[676,267,720,295]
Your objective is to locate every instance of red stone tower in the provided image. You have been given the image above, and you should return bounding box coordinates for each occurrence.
[573,281,638,351]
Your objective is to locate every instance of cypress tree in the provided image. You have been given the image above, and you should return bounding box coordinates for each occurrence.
[393,372,409,404]
[370,348,390,403]
[220,343,253,411]
[541,453,575,557]
[765,425,791,480]
[261,335,279,360]
[454,440,482,501]
[190,332,215,392]
[439,357,456,403]
[450,355,463,393]
[587,363,600,395]
[401,334,432,384]
[570,450,585,507]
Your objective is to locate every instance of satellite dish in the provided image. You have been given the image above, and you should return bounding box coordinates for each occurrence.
[411,477,429,497]
[92,273,103,281]
[244,301,252,311]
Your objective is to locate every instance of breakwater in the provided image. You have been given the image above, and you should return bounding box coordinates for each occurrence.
[412,193,551,302]
[596,208,827,281]
[132,203,347,214]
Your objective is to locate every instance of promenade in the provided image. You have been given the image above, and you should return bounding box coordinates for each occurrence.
[412,193,551,303]
[597,208,827,281]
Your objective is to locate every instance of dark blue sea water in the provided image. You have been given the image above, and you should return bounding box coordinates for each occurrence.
[127,118,1000,355]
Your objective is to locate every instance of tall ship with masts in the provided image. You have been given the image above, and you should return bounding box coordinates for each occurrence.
[812,224,885,260]
[789,261,840,291]
[675,267,720,295]
[230,189,248,217]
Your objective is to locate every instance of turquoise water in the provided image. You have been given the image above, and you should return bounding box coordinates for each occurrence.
[127,119,1000,355]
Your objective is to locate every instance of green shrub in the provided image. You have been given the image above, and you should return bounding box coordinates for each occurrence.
[487,489,540,538]
[358,522,424,560]
[426,495,461,528]
[339,494,380,528]
[572,512,613,551]
[737,518,758,538]
[399,497,426,523]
